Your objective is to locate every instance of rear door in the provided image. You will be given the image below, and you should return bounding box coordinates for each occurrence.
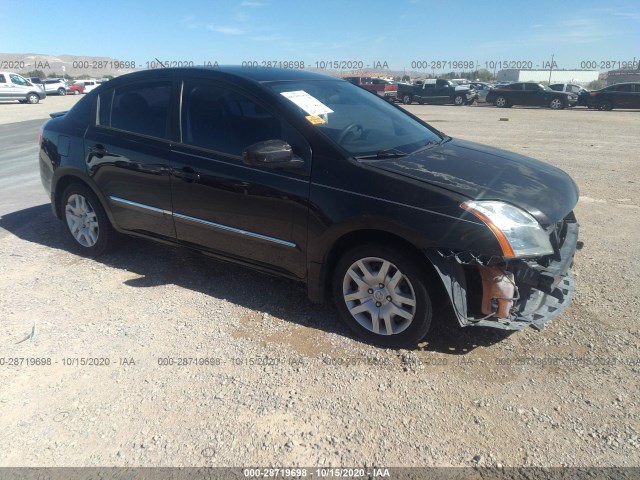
[522,83,541,106]
[431,80,450,103]
[85,79,177,238]
[510,83,527,105]
[612,84,632,108]
[631,84,640,108]
[416,82,435,103]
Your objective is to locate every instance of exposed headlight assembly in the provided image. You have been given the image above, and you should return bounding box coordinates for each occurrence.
[461,201,554,258]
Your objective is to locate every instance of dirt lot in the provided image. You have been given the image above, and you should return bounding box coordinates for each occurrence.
[0,99,638,468]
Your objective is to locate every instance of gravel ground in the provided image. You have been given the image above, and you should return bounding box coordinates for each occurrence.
[0,100,638,468]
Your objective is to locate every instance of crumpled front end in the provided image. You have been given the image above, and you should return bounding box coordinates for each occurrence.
[425,212,580,331]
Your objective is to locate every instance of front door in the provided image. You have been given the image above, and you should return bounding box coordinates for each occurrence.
[170,79,311,279]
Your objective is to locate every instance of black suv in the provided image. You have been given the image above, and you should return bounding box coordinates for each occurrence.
[587,82,640,110]
[39,68,580,347]
[487,82,577,109]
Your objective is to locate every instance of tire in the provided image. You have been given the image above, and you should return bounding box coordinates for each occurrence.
[57,88,66,96]
[598,101,612,111]
[402,95,412,105]
[549,97,564,109]
[73,89,80,95]
[332,244,432,348]
[495,96,508,108]
[61,183,116,256]
[453,94,465,106]
[417,100,424,105]
[27,93,39,104]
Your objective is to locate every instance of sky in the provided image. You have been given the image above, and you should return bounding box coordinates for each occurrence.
[1,0,639,72]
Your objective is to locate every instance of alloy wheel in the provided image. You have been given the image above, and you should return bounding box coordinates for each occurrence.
[65,194,99,247]
[342,257,417,335]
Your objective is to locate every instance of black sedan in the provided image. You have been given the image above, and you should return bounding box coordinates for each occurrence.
[587,82,640,110]
[39,67,580,348]
[487,82,578,109]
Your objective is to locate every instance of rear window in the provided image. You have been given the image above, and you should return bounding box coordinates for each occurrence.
[98,81,172,139]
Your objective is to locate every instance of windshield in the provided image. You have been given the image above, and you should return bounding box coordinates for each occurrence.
[539,84,553,91]
[268,79,442,156]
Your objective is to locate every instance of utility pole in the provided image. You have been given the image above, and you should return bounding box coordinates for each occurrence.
[548,53,554,83]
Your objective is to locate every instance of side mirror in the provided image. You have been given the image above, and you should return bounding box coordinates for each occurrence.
[242,139,304,169]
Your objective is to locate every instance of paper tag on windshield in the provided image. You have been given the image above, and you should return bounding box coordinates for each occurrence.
[281,90,334,116]
[305,115,326,125]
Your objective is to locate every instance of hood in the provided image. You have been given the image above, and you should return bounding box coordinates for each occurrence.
[371,138,579,225]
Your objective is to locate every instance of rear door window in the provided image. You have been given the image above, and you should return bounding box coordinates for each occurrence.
[100,82,172,139]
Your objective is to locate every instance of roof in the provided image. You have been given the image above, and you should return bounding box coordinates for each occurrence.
[108,66,341,84]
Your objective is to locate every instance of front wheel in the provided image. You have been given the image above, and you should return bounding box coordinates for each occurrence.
[57,88,66,96]
[453,94,465,106]
[549,97,564,109]
[62,184,116,256]
[332,244,432,348]
[402,95,412,105]
[27,93,39,104]
[73,89,80,95]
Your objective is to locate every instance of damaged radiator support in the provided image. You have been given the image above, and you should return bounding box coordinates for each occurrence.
[477,265,519,319]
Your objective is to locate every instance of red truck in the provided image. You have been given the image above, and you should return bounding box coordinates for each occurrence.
[344,76,398,102]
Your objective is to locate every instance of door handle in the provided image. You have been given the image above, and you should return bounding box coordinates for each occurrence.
[173,167,200,182]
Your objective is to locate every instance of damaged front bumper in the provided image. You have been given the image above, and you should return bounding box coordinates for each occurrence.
[425,221,579,331]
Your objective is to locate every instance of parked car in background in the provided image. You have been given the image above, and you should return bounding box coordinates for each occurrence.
[397,79,477,105]
[487,82,577,109]
[39,67,580,348]
[344,76,397,101]
[549,83,590,107]
[75,79,100,93]
[68,83,85,95]
[469,82,494,103]
[40,78,69,96]
[587,82,640,110]
[0,72,46,103]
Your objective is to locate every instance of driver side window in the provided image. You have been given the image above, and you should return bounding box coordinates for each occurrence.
[181,82,283,156]
[10,74,27,86]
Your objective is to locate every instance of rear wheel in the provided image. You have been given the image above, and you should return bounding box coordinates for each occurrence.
[495,96,508,108]
[598,100,612,111]
[62,184,116,256]
[402,95,412,105]
[73,89,80,95]
[332,244,432,348]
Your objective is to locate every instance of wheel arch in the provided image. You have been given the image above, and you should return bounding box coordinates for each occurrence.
[52,172,116,227]
[308,228,448,305]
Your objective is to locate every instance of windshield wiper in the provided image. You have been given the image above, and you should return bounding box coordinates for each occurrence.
[355,148,409,160]
[410,137,446,155]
